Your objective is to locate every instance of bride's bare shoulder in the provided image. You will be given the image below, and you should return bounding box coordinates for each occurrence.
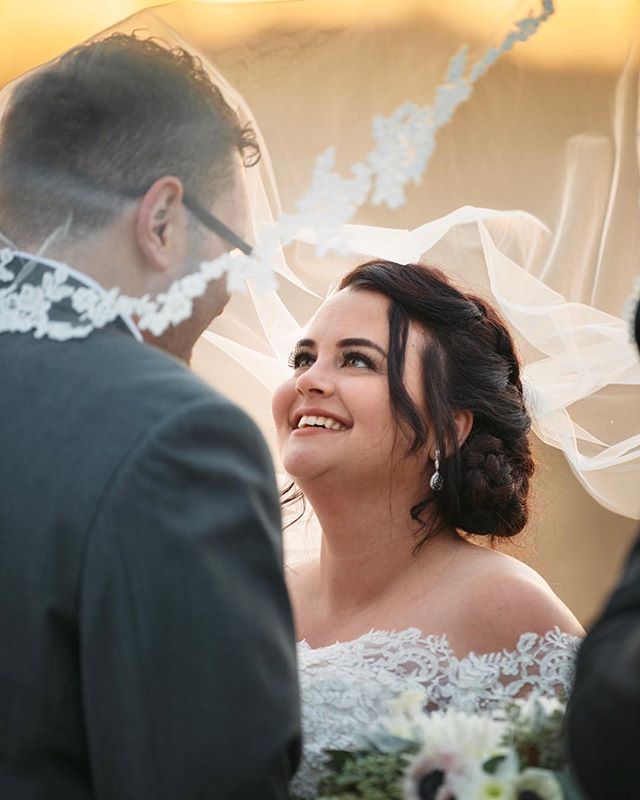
[443,544,584,654]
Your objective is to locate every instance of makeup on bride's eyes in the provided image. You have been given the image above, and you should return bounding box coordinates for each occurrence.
[288,339,385,372]
[341,351,377,369]
[288,348,315,369]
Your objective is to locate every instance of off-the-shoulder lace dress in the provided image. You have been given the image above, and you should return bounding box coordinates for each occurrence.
[292,627,581,798]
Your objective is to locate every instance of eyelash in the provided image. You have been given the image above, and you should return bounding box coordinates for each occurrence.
[288,349,377,371]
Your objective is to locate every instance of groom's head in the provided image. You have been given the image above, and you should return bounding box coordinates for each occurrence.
[0,33,258,360]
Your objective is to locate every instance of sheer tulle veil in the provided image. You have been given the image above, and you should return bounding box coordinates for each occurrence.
[0,2,638,553]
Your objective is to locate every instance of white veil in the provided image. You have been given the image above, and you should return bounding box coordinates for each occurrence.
[0,1,638,540]
[151,0,639,522]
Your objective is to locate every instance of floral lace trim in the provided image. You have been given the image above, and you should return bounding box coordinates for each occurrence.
[292,626,580,797]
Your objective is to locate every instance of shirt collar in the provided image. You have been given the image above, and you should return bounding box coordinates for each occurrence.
[10,249,143,343]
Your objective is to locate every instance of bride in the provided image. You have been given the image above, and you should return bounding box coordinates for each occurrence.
[272,258,584,796]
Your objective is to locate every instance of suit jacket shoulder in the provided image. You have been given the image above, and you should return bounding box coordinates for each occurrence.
[0,323,274,579]
[0,326,299,800]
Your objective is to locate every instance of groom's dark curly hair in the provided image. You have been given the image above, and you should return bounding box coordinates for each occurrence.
[0,33,259,243]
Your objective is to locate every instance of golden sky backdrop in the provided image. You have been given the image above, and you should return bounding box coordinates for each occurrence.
[0,0,635,90]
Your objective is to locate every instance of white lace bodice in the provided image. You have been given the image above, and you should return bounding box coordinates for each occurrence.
[291,627,580,798]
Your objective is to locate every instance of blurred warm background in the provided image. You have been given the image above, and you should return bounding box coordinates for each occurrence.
[1,0,638,625]
[0,0,636,87]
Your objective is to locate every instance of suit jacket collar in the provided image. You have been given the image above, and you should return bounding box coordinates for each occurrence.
[1,250,143,341]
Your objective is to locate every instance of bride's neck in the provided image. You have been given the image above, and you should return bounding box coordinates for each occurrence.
[302,477,452,618]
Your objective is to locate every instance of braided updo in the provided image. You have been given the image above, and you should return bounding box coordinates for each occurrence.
[338,260,534,543]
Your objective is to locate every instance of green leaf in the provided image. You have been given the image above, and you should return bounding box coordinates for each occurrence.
[364,731,416,754]
[318,751,406,799]
[325,749,366,771]
[484,754,507,775]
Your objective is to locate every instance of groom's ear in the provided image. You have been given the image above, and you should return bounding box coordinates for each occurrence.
[135,176,188,272]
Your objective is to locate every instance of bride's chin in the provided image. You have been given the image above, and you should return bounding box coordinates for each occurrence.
[283,466,327,485]
[282,455,337,486]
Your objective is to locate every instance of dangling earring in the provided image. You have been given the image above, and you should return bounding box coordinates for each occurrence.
[430,448,444,491]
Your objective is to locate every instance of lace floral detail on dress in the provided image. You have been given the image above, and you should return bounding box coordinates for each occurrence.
[291,627,580,798]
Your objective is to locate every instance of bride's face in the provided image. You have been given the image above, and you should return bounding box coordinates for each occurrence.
[272,288,426,489]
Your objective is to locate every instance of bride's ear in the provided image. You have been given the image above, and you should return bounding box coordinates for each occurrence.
[428,410,473,460]
[453,409,473,448]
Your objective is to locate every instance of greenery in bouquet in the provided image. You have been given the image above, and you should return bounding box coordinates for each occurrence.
[296,691,585,800]
[503,695,567,771]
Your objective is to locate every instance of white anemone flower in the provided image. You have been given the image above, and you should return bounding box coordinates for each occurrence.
[402,712,508,800]
[447,749,520,800]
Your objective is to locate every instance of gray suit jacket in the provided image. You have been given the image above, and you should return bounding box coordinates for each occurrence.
[0,261,300,799]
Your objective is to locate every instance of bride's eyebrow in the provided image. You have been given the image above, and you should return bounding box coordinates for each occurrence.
[295,337,387,357]
[293,338,315,351]
[338,337,387,358]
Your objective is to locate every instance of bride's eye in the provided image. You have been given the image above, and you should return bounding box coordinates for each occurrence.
[288,349,315,369]
[342,351,376,370]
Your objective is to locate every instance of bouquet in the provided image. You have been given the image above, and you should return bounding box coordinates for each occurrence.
[294,692,585,800]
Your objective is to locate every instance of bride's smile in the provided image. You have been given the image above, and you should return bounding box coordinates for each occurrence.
[292,410,351,433]
[272,286,428,489]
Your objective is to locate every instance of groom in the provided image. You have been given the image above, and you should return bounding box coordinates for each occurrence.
[0,34,299,799]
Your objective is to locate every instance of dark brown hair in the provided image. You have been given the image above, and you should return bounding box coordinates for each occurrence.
[337,259,535,544]
[0,33,258,241]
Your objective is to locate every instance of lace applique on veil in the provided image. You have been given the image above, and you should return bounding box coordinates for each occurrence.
[291,627,580,798]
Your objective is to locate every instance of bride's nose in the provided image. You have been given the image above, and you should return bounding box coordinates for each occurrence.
[295,360,335,397]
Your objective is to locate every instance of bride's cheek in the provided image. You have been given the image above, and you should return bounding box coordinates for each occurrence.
[271,383,292,429]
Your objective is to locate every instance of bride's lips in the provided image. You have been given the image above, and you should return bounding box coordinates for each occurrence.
[290,408,352,436]
[292,427,344,436]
